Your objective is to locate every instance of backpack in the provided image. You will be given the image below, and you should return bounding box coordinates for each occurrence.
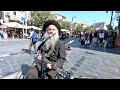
[32,32,38,42]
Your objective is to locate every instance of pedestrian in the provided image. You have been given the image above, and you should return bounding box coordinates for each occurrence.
[28,28,38,53]
[80,36,85,47]
[112,31,117,47]
[103,38,107,48]
[79,32,82,39]
[89,32,93,44]
[92,31,97,46]
[98,30,104,46]
[26,20,67,79]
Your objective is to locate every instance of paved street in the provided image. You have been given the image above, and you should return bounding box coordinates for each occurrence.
[0,38,120,79]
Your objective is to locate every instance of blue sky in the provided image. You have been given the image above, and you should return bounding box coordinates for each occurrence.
[51,11,118,28]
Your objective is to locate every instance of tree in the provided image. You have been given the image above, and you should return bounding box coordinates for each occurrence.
[91,29,96,33]
[76,24,83,32]
[115,26,118,30]
[60,21,70,30]
[30,11,53,28]
[106,24,113,30]
[83,26,91,32]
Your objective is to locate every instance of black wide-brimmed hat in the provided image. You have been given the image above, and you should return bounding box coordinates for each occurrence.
[42,20,61,34]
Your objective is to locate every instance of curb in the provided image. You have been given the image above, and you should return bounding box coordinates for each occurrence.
[0,39,28,42]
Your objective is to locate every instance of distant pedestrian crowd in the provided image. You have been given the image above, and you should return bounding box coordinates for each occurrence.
[77,29,117,48]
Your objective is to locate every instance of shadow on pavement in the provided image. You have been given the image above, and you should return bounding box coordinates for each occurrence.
[83,45,120,55]
[21,64,31,76]
[63,37,80,48]
[63,37,120,55]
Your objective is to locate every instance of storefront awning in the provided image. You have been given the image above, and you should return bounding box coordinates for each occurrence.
[2,22,28,29]
[0,25,7,29]
[28,26,42,30]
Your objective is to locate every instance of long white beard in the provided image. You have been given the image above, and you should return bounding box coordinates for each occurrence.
[43,32,59,51]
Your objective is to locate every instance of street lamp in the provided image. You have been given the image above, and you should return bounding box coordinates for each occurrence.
[109,11,114,30]
[72,16,76,22]
[106,11,114,30]
[71,16,76,31]
[21,11,27,39]
[25,11,28,35]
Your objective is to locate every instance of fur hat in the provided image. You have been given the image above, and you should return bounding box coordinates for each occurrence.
[43,20,61,34]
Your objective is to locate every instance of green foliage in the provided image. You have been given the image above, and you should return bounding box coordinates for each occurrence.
[76,24,83,32]
[90,29,96,33]
[106,24,113,30]
[83,26,91,32]
[115,26,118,30]
[30,11,53,28]
[60,21,70,30]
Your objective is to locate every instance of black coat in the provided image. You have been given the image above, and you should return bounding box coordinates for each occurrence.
[37,39,67,69]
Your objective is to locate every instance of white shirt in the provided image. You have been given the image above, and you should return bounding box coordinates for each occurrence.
[99,33,104,38]
[29,31,34,43]
[30,31,34,37]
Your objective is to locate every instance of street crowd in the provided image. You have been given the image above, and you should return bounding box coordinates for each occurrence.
[74,30,117,48]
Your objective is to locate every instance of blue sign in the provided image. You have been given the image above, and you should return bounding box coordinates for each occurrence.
[21,17,26,21]
[118,18,120,36]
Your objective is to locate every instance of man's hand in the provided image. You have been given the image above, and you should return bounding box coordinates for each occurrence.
[37,53,42,60]
[35,53,42,63]
[36,53,52,69]
[46,63,52,69]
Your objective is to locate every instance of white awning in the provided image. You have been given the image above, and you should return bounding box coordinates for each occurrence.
[28,26,42,30]
[0,25,7,29]
[2,22,28,29]
[61,29,70,32]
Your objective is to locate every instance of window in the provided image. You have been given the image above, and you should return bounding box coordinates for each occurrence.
[13,11,16,16]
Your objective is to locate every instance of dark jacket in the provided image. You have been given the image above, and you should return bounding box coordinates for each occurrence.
[94,32,97,38]
[37,39,67,69]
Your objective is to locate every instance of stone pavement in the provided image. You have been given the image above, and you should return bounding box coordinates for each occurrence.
[63,38,120,79]
[0,39,40,78]
[0,38,120,79]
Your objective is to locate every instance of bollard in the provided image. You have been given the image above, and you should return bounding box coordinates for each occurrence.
[0,35,1,40]
[12,35,14,40]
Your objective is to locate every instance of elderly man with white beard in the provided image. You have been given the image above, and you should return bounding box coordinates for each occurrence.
[26,20,67,79]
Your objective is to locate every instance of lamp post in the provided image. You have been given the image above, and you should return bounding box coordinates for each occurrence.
[109,11,114,30]
[21,11,26,39]
[71,16,76,31]
[72,16,76,22]
[70,16,76,37]
[25,11,27,35]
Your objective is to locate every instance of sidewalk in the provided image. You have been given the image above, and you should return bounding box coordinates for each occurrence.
[0,39,40,79]
[0,38,28,41]
[1,37,120,79]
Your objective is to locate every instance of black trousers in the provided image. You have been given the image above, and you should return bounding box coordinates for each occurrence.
[26,64,58,79]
